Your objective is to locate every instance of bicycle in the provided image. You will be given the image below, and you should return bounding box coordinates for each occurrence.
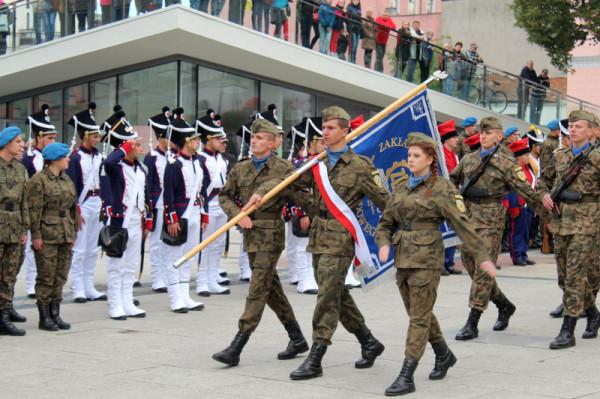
[474,79,509,114]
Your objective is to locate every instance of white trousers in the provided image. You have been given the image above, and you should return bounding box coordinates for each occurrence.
[149,210,168,289]
[106,213,142,318]
[286,221,299,283]
[294,236,318,292]
[239,240,251,280]
[197,211,227,291]
[22,232,36,295]
[70,197,104,299]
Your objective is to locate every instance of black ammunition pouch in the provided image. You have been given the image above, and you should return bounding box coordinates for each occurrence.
[462,186,490,199]
[291,215,309,238]
[98,225,129,258]
[161,218,188,246]
[4,201,14,211]
[560,190,582,203]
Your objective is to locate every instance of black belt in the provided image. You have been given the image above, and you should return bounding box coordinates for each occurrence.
[464,196,501,204]
[3,201,14,211]
[249,212,281,220]
[397,221,439,231]
[87,189,100,196]
[46,210,68,218]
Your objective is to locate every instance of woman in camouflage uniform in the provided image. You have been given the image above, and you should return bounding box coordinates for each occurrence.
[375,133,496,396]
[28,143,78,331]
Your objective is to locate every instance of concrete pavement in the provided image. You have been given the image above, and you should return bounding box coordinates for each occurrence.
[5,232,600,399]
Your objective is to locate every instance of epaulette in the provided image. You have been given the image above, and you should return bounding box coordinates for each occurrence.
[391,174,409,190]
[355,154,374,165]
[553,147,568,154]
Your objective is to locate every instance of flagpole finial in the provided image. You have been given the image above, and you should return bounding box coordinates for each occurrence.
[431,70,448,81]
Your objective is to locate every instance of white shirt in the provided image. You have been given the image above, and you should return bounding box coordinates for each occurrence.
[202,150,228,213]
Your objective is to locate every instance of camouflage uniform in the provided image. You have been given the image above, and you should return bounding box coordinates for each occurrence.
[538,146,600,317]
[258,148,389,345]
[0,157,29,311]
[28,169,78,305]
[540,135,560,173]
[450,150,544,311]
[219,154,301,334]
[456,132,475,159]
[375,173,489,360]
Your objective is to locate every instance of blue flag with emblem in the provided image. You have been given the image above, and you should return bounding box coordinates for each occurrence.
[349,88,460,289]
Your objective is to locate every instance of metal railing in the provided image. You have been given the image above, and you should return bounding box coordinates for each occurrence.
[1,0,599,127]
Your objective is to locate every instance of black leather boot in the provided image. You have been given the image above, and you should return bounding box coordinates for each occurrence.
[50,303,71,330]
[549,303,563,318]
[9,306,26,322]
[582,306,600,339]
[212,331,250,366]
[289,342,328,380]
[549,316,576,349]
[0,309,26,336]
[38,303,59,331]
[354,326,385,369]
[385,358,418,396]
[492,295,516,331]
[429,341,456,380]
[455,308,481,341]
[277,321,309,360]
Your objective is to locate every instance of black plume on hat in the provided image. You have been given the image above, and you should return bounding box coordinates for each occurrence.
[196,115,225,144]
[102,105,137,147]
[27,104,56,136]
[148,109,171,140]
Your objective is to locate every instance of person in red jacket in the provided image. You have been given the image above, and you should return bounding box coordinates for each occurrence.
[438,120,462,275]
[374,11,396,73]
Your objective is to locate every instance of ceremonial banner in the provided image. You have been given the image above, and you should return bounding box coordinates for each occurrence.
[349,88,460,289]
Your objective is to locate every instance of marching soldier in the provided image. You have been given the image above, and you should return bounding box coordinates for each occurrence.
[196,112,230,296]
[456,116,478,159]
[501,125,520,157]
[144,106,172,293]
[540,110,600,349]
[450,116,544,341]
[375,133,496,396]
[162,108,208,313]
[540,119,560,173]
[247,106,390,380]
[99,105,148,320]
[213,118,309,367]
[0,126,29,336]
[21,104,57,298]
[28,143,79,331]
[66,103,107,303]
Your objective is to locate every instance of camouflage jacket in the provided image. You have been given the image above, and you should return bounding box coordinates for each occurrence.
[257,149,390,257]
[450,149,544,229]
[220,155,304,253]
[0,157,29,243]
[538,146,600,236]
[28,168,78,244]
[540,136,559,174]
[456,132,473,159]
[375,175,489,269]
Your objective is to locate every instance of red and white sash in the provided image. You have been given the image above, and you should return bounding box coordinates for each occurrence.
[312,161,374,269]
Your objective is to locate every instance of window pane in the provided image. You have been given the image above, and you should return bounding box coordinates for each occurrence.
[180,62,197,120]
[426,0,435,13]
[7,98,31,133]
[316,95,379,121]
[197,66,258,157]
[64,84,89,147]
[90,77,117,126]
[34,90,64,141]
[0,103,6,119]
[260,82,315,158]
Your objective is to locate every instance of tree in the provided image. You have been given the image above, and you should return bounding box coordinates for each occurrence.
[512,0,600,72]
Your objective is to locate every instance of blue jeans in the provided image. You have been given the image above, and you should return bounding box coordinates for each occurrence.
[406,58,417,82]
[349,31,359,63]
[461,77,473,101]
[191,0,205,11]
[444,246,457,269]
[46,9,57,41]
[318,25,331,54]
[530,96,544,124]
[211,0,225,16]
[444,75,455,96]
[34,11,51,44]
[252,0,270,33]
[300,12,312,48]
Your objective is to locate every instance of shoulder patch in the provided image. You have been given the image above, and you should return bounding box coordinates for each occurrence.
[514,166,526,182]
[371,170,383,188]
[454,194,466,213]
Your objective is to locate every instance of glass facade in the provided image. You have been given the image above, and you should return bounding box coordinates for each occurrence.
[1,59,380,158]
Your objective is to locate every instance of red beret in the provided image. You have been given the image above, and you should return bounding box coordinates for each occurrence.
[438,120,458,142]
[508,137,530,157]
[464,133,481,149]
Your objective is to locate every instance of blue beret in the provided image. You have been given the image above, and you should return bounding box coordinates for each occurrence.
[461,117,477,128]
[547,119,559,130]
[504,126,519,138]
[42,143,70,161]
[0,126,22,149]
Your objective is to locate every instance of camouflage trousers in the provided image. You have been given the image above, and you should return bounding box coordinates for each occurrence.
[554,234,598,317]
[0,243,23,310]
[238,250,297,334]
[396,268,444,360]
[34,243,72,305]
[461,227,504,311]
[312,254,366,346]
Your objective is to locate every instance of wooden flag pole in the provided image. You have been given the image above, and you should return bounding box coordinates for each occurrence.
[173,72,447,268]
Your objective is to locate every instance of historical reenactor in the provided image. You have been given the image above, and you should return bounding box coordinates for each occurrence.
[162,108,208,312]
[28,142,79,331]
[21,104,57,299]
[144,106,172,293]
[527,127,544,251]
[456,116,478,159]
[0,126,29,336]
[438,120,462,275]
[375,133,496,396]
[99,105,148,320]
[247,106,390,380]
[463,132,481,152]
[504,138,536,266]
[450,116,544,341]
[66,103,107,303]
[540,110,600,349]
[213,118,309,367]
[196,112,230,296]
[540,119,560,171]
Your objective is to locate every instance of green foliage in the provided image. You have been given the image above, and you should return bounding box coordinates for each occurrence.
[512,0,600,72]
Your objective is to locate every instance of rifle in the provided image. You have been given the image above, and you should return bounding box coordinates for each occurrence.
[459,142,502,197]
[549,142,599,215]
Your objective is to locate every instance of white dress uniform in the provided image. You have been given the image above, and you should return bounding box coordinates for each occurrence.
[197,149,230,295]
[147,148,168,291]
